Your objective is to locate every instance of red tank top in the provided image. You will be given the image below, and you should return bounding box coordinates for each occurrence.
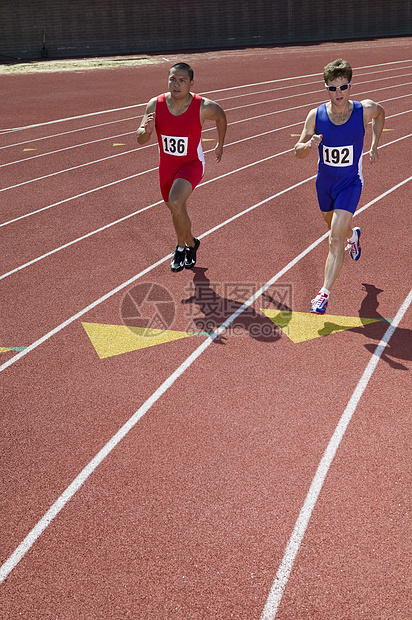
[155,93,204,166]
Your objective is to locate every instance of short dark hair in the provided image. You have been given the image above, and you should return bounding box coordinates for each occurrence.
[323,59,352,83]
[170,62,194,81]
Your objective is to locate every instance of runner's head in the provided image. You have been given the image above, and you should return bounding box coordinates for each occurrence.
[323,59,352,84]
[169,62,194,81]
[168,63,194,99]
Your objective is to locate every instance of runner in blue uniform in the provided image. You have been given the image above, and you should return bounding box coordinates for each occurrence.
[295,59,385,314]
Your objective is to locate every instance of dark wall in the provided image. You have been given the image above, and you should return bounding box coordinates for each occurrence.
[1,0,411,61]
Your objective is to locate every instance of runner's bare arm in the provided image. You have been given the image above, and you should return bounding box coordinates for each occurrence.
[200,98,227,162]
[294,108,323,159]
[362,99,385,164]
[136,98,157,145]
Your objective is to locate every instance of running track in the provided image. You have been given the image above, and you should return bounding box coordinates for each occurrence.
[1,38,411,619]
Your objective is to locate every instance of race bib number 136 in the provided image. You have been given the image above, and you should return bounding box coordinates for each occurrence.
[161,135,188,157]
[323,144,353,167]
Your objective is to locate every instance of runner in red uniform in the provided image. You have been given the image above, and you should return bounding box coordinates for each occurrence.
[155,91,204,204]
[137,63,227,272]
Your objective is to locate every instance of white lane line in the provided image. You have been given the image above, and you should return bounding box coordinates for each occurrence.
[216,70,412,103]
[204,60,412,95]
[227,82,412,113]
[0,146,141,192]
[3,60,410,133]
[1,89,410,193]
[2,66,410,152]
[0,117,297,169]
[1,211,410,587]
[2,110,295,191]
[0,168,157,229]
[0,142,294,233]
[0,58,411,585]
[0,117,139,151]
[356,174,412,215]
[1,132,411,279]
[1,170,410,374]
[1,103,147,133]
[0,224,332,585]
[0,131,136,168]
[0,173,312,361]
[222,98,411,131]
[260,287,412,620]
[0,140,292,229]
[0,194,162,281]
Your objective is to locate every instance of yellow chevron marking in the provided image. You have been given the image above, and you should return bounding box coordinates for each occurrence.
[260,310,389,343]
[82,322,204,359]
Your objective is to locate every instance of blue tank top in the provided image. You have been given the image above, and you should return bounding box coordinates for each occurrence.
[315,101,365,184]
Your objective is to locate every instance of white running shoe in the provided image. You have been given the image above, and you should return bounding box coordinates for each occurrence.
[346,227,362,261]
[310,291,329,315]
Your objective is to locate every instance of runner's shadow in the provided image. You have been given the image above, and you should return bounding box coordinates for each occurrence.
[261,291,294,334]
[181,267,281,343]
[261,291,291,313]
[352,283,411,370]
[318,322,351,337]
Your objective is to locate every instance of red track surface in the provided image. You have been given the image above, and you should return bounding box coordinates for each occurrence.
[1,38,411,619]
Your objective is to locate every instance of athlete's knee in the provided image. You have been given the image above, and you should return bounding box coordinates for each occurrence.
[167,194,183,211]
[329,232,345,254]
[167,197,187,216]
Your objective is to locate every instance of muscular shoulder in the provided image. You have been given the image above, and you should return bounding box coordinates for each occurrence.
[200,97,225,122]
[146,97,157,114]
[304,107,318,133]
[138,96,158,130]
[200,96,215,110]
[308,107,319,122]
[361,98,378,110]
[361,99,383,122]
[145,96,158,113]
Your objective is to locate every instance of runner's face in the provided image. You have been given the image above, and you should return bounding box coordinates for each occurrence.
[168,69,193,99]
[326,76,351,107]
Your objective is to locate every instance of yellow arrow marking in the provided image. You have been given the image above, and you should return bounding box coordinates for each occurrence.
[260,310,390,343]
[82,322,206,359]
[0,345,26,353]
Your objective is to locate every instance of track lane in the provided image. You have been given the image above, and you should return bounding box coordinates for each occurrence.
[1,171,410,572]
[263,294,412,619]
[1,40,411,619]
[1,129,410,348]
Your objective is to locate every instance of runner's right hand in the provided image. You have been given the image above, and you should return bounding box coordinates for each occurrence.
[145,112,156,135]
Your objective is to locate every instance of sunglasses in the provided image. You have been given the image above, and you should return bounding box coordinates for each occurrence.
[325,82,351,92]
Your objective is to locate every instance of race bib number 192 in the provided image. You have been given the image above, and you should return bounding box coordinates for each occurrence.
[323,144,353,167]
[161,135,188,156]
